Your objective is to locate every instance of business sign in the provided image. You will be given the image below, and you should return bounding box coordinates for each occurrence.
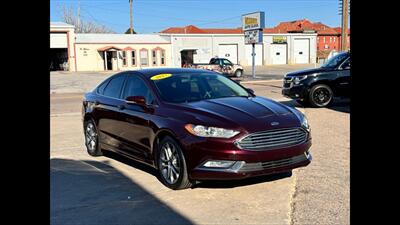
[273,36,287,44]
[244,30,263,44]
[242,12,265,31]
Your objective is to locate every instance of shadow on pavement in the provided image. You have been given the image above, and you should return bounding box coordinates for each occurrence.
[193,171,292,189]
[50,158,193,225]
[279,98,350,114]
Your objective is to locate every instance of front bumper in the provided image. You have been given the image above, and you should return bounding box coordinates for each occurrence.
[282,85,308,100]
[182,136,312,181]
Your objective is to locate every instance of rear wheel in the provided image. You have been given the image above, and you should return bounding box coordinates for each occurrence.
[84,119,103,156]
[157,136,192,190]
[308,84,333,107]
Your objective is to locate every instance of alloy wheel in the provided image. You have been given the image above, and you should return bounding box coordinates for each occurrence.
[312,87,331,106]
[85,122,97,152]
[159,142,181,184]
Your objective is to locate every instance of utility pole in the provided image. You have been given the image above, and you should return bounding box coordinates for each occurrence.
[129,0,133,34]
[340,0,349,51]
[77,0,81,31]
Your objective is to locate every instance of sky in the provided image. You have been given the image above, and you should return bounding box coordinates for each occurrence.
[50,0,349,34]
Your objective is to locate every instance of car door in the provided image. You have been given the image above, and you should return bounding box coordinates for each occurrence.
[334,57,350,97]
[94,73,128,151]
[117,74,157,161]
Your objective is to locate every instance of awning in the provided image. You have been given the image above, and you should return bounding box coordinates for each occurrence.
[122,46,134,51]
[97,46,122,51]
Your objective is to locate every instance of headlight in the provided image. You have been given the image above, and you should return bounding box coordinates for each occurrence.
[185,124,240,138]
[293,75,308,84]
[301,116,310,132]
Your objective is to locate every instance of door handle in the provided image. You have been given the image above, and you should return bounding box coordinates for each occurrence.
[118,104,125,110]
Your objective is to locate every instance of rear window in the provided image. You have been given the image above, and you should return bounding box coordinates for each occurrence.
[152,73,249,103]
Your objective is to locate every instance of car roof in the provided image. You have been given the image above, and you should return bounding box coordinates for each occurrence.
[131,68,217,78]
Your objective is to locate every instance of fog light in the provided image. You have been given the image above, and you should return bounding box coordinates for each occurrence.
[203,160,236,168]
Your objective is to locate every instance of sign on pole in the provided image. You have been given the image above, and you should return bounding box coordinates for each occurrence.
[242,11,265,79]
[242,12,265,31]
[244,30,263,45]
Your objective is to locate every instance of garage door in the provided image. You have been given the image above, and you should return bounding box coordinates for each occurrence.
[293,39,310,64]
[245,44,263,65]
[270,44,287,64]
[50,33,68,48]
[218,44,238,64]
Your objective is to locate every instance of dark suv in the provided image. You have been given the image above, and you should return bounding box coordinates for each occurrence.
[282,51,350,107]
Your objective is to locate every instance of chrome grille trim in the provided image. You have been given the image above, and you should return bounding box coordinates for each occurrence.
[239,152,310,172]
[235,127,308,150]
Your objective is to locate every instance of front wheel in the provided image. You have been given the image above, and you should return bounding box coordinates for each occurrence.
[84,119,103,156]
[234,70,243,78]
[308,84,333,107]
[157,136,193,190]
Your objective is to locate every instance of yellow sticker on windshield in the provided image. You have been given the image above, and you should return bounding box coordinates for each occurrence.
[151,73,172,80]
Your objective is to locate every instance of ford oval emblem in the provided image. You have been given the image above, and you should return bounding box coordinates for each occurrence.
[271,122,279,126]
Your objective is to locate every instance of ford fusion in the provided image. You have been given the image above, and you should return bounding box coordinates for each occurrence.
[82,68,312,190]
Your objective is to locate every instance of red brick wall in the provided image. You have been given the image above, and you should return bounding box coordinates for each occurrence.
[317,35,350,51]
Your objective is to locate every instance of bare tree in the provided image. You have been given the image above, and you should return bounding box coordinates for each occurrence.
[61,6,115,33]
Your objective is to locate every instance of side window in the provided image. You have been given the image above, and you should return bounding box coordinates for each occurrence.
[223,59,232,65]
[122,76,155,105]
[210,58,217,64]
[341,58,350,69]
[103,75,126,98]
[97,79,110,95]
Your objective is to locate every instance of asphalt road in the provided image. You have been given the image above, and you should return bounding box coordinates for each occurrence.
[50,81,349,225]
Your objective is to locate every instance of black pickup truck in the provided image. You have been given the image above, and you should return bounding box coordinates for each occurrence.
[282,51,350,107]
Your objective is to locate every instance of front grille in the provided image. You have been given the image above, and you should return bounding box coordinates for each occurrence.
[283,77,293,88]
[239,152,310,172]
[235,128,307,150]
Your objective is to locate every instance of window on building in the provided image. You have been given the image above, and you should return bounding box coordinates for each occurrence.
[333,37,336,43]
[131,50,136,66]
[140,49,148,66]
[122,51,127,66]
[152,50,157,66]
[323,37,326,43]
[161,50,166,66]
[330,37,332,42]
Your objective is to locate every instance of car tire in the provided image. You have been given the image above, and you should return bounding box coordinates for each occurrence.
[84,119,103,157]
[308,84,333,108]
[157,136,193,190]
[234,70,243,78]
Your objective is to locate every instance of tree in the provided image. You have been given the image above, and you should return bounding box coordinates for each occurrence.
[60,6,115,33]
[125,28,137,34]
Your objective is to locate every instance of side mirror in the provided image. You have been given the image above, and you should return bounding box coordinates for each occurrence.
[125,96,146,106]
[247,88,255,95]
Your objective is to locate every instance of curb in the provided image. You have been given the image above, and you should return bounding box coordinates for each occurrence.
[239,79,283,84]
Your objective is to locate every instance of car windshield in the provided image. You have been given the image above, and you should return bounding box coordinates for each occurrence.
[152,73,250,103]
[321,52,349,68]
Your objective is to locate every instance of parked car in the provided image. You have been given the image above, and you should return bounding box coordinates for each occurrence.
[191,57,244,78]
[282,51,350,107]
[82,68,312,190]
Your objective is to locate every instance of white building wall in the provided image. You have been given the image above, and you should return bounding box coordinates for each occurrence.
[165,33,316,67]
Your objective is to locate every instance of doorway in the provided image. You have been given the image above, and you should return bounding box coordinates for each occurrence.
[106,51,113,70]
[180,50,196,67]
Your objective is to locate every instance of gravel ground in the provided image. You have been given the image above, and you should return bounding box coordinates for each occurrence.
[290,102,350,225]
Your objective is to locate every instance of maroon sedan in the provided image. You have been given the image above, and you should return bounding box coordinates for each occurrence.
[82,68,312,190]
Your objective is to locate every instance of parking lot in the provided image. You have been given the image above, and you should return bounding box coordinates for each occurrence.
[50,67,349,225]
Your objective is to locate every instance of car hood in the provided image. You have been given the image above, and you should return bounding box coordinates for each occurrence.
[286,67,330,77]
[170,96,302,133]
